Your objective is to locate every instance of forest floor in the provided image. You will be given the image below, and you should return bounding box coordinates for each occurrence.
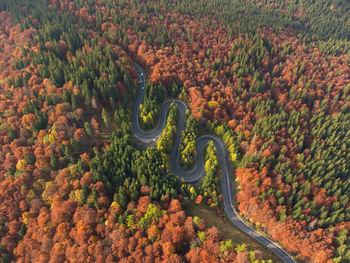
[99,110,118,143]
[183,198,284,263]
[99,125,117,143]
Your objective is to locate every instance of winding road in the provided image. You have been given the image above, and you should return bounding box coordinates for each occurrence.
[131,63,296,263]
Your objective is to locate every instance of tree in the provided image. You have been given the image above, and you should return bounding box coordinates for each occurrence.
[50,155,58,170]
[102,108,111,128]
[157,103,178,153]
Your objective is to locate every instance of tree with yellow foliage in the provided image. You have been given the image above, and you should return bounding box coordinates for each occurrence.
[139,82,165,129]
[16,159,27,172]
[180,114,200,169]
[157,103,178,153]
[201,140,219,206]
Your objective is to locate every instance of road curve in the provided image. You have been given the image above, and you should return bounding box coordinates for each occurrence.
[131,63,296,263]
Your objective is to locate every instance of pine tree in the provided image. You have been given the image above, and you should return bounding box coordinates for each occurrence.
[50,155,58,170]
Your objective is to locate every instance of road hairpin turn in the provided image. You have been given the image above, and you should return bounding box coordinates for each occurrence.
[131,63,296,263]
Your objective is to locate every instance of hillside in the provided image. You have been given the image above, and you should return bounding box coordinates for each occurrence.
[0,0,349,263]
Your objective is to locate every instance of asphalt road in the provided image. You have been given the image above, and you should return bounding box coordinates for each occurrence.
[131,63,296,263]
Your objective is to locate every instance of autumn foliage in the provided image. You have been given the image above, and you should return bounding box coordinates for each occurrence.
[1,0,350,262]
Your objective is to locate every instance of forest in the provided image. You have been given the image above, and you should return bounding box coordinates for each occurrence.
[0,0,349,262]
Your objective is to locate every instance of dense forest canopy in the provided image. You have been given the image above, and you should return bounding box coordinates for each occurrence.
[0,0,349,262]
